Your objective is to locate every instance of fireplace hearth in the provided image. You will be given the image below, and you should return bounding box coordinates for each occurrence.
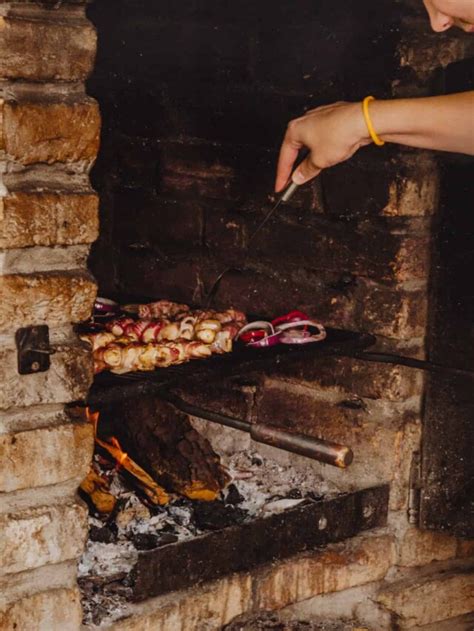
[1,0,473,630]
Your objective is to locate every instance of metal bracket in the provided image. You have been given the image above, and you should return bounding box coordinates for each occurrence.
[15,325,55,375]
[408,451,422,525]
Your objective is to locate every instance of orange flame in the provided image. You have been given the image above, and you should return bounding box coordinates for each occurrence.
[86,407,99,437]
[85,407,128,470]
[109,436,128,468]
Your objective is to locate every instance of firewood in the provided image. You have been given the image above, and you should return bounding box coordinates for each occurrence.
[95,435,170,506]
[101,396,230,501]
[80,467,117,514]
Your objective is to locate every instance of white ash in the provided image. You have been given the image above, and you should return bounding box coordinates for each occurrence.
[79,449,335,627]
[78,537,138,578]
[223,449,337,516]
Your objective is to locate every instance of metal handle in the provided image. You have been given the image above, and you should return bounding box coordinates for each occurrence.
[251,423,353,468]
[280,181,300,203]
[162,392,353,468]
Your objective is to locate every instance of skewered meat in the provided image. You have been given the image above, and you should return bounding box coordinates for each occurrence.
[138,300,190,319]
[105,317,134,336]
[80,331,116,351]
[142,321,165,343]
[157,322,180,341]
[85,299,247,374]
[178,315,196,340]
[211,329,233,354]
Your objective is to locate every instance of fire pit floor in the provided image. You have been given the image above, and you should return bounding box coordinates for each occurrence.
[78,448,388,627]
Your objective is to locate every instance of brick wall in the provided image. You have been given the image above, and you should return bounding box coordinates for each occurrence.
[0,2,98,628]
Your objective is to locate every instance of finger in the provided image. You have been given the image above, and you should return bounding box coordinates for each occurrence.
[291,155,322,185]
[275,137,301,192]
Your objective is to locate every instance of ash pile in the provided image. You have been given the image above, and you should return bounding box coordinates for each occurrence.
[78,445,332,627]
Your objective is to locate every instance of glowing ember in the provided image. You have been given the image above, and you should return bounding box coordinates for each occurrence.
[81,408,170,508]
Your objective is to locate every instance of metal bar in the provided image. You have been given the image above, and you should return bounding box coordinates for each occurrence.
[130,484,389,601]
[163,392,250,432]
[251,423,353,468]
[352,351,474,379]
[162,392,353,468]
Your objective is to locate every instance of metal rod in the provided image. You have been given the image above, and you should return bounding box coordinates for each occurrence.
[162,392,353,468]
[251,423,353,468]
[351,351,474,379]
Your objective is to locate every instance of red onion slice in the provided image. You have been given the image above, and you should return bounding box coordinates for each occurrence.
[277,319,326,344]
[247,331,282,348]
[235,321,275,340]
[236,321,282,348]
[94,297,119,314]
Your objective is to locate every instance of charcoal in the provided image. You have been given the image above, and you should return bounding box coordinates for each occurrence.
[193,500,246,531]
[225,483,245,505]
[131,533,161,550]
[306,491,325,502]
[287,488,303,499]
[157,532,179,546]
[89,525,117,544]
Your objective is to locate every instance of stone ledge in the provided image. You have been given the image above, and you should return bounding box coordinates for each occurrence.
[0,479,85,514]
[0,586,82,631]
[0,191,99,248]
[0,559,78,609]
[0,10,96,81]
[0,403,66,435]
[0,342,93,410]
[0,245,91,274]
[112,572,253,631]
[108,534,395,631]
[253,533,395,611]
[0,502,88,576]
[0,97,100,166]
[0,271,96,332]
[0,421,93,493]
[376,566,474,628]
[396,526,458,568]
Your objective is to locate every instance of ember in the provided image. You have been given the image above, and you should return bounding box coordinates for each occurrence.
[78,412,338,627]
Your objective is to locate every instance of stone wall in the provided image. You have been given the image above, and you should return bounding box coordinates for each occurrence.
[0,0,472,629]
[0,1,98,628]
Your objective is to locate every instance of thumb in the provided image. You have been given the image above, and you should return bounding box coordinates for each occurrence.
[292,156,321,185]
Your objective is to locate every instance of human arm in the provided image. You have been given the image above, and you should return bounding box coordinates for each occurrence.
[275,91,474,191]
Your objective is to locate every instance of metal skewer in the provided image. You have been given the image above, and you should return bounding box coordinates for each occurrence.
[204,179,301,307]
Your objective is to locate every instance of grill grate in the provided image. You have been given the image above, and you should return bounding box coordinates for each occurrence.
[87,328,375,407]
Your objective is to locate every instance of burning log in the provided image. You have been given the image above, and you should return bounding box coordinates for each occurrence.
[79,465,117,515]
[87,409,170,506]
[100,396,230,501]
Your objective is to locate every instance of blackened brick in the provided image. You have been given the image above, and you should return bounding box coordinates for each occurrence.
[113,190,203,249]
[118,251,204,305]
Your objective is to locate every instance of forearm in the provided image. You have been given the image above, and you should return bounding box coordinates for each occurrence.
[369,92,474,155]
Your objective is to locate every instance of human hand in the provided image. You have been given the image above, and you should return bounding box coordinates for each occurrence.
[275,101,371,192]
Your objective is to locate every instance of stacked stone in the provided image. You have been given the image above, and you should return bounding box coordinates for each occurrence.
[0,2,98,629]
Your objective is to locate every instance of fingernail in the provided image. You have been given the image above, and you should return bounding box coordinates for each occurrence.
[292,170,305,184]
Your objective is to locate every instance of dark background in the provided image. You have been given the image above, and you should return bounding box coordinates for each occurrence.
[86,0,404,316]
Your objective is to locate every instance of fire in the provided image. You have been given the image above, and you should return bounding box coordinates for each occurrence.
[86,407,99,437]
[109,437,128,468]
[86,407,129,470]
[83,406,170,506]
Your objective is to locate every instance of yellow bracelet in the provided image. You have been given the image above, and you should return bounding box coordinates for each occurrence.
[362,96,385,146]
